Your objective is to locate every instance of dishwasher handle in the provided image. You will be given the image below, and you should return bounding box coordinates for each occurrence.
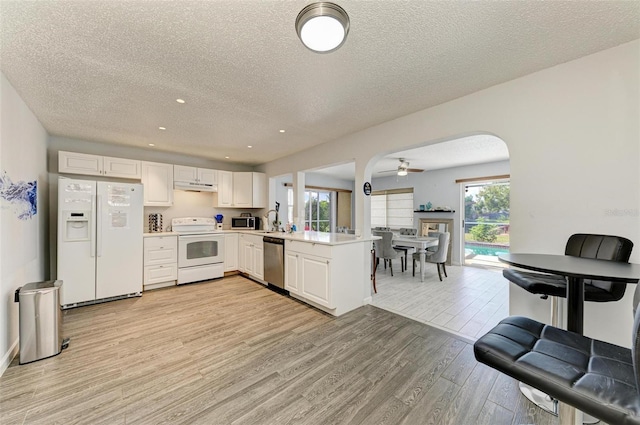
[263,236,285,245]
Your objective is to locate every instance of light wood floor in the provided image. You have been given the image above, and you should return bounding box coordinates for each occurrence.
[371,261,509,341]
[1,275,559,425]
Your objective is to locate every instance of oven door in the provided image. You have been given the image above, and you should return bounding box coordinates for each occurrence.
[178,234,225,268]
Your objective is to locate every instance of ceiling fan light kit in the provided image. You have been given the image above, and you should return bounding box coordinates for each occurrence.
[296,2,350,53]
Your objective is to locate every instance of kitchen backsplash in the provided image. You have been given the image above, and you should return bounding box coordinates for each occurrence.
[143,190,257,232]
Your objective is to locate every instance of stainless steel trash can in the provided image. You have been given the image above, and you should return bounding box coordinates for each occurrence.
[14,280,65,364]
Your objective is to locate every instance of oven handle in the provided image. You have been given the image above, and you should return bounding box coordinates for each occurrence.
[179,234,223,240]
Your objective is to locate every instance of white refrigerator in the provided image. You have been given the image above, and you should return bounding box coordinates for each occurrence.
[58,177,143,306]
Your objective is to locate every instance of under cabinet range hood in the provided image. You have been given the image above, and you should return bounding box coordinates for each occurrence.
[173,180,217,192]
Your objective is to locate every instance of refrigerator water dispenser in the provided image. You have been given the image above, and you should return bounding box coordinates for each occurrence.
[64,212,90,241]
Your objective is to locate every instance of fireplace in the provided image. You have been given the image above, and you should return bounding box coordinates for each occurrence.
[419,218,453,265]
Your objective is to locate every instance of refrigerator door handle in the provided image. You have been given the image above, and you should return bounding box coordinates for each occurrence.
[96,194,102,257]
[90,193,97,258]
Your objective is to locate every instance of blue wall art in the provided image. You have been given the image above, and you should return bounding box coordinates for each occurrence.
[0,171,37,220]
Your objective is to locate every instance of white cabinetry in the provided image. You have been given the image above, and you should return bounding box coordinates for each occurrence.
[285,239,367,315]
[174,165,217,190]
[141,162,174,206]
[232,172,266,208]
[216,170,234,207]
[143,235,178,290]
[239,233,264,281]
[224,232,239,272]
[58,151,141,179]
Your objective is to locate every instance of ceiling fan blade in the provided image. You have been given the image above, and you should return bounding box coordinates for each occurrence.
[378,169,397,173]
[407,168,424,173]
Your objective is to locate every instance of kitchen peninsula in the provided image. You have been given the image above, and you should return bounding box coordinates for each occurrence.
[257,231,372,317]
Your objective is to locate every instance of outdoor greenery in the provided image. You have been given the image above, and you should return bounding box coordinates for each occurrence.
[305,194,330,232]
[466,183,510,244]
[465,184,510,220]
[469,219,499,243]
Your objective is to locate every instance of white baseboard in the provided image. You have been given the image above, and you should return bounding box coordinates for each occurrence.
[363,296,373,304]
[1,339,18,376]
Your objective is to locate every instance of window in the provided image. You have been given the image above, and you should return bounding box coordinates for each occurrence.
[287,187,333,232]
[371,188,414,228]
[305,189,331,232]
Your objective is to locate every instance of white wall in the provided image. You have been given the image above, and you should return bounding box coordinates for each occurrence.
[0,73,49,372]
[261,40,640,347]
[372,160,511,264]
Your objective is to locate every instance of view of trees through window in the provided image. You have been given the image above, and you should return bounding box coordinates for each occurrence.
[465,182,510,245]
[305,190,331,232]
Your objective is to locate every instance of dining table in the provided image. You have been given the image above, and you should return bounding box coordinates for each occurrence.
[391,235,438,282]
[498,253,640,334]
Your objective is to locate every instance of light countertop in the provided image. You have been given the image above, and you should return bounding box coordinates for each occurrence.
[143,232,179,237]
[245,230,373,246]
[143,230,373,246]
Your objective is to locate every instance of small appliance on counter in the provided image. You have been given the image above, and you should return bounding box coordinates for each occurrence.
[215,214,224,230]
[148,213,163,232]
[231,215,261,230]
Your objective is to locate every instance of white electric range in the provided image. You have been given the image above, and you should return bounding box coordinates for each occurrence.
[171,217,225,285]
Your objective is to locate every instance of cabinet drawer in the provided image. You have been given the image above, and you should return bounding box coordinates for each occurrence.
[144,246,177,265]
[144,264,177,285]
[144,235,177,248]
[285,240,332,259]
[144,236,177,265]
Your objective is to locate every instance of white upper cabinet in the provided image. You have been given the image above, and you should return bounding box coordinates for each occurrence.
[103,156,141,179]
[58,151,141,179]
[232,172,266,208]
[216,170,234,207]
[173,165,217,191]
[141,161,174,206]
[232,172,253,208]
[59,151,102,176]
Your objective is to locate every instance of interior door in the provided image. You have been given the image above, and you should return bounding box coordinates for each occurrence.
[95,181,143,299]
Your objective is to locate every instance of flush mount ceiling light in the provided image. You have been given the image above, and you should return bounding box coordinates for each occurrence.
[296,2,349,53]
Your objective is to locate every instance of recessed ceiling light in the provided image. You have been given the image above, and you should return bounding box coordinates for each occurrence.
[148,143,155,147]
[247,145,253,148]
[279,129,286,133]
[176,98,185,104]
[225,156,230,159]
[158,127,166,130]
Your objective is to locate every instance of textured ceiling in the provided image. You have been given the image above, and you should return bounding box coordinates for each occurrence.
[1,1,638,166]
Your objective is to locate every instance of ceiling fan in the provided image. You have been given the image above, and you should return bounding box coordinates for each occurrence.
[379,158,424,176]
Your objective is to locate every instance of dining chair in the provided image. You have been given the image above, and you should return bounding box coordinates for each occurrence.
[412,232,450,281]
[372,230,403,276]
[393,228,417,272]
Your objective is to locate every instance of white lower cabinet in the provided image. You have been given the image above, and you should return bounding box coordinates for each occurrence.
[239,233,264,281]
[285,239,367,316]
[143,235,178,290]
[224,233,239,272]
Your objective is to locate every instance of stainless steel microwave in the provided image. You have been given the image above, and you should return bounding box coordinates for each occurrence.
[231,216,260,230]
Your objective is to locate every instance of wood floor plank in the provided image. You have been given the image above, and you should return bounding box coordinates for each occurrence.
[477,400,514,425]
[0,275,559,425]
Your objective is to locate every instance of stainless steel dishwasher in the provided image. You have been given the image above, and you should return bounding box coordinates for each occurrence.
[263,236,285,289]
